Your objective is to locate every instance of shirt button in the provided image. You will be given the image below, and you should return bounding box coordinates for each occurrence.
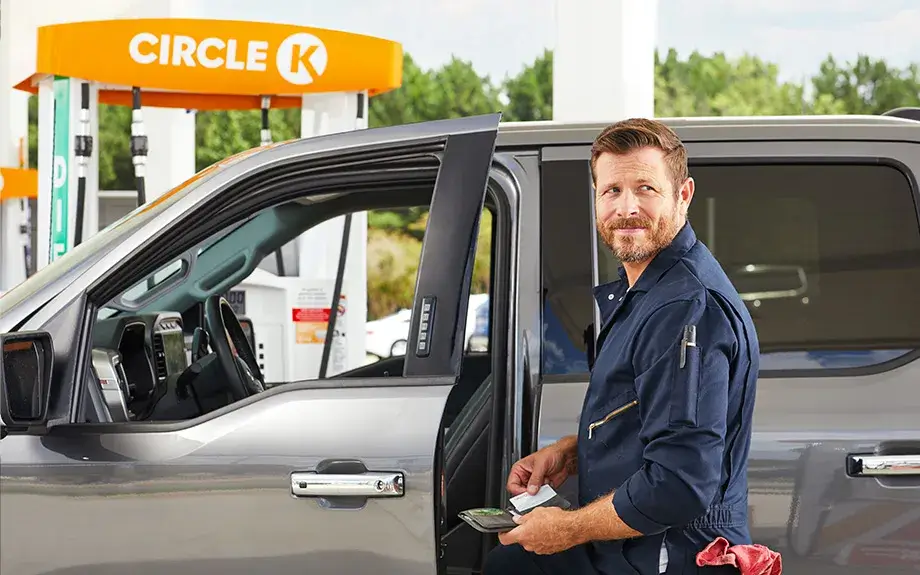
[608,294,615,300]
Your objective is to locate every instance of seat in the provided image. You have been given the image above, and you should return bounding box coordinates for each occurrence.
[443,374,494,531]
[442,354,492,427]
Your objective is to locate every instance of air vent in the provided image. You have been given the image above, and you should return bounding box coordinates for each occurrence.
[151,333,168,380]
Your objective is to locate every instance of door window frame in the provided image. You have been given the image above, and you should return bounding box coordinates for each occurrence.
[13,118,507,431]
[539,140,920,380]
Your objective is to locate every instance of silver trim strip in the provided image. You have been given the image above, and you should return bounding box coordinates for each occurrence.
[290,472,405,497]
[851,455,920,476]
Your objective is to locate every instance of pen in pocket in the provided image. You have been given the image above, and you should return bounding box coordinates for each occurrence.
[679,324,696,369]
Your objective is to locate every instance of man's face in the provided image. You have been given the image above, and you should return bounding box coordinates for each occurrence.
[594,147,692,264]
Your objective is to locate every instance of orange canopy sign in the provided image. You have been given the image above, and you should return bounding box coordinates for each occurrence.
[15,19,403,110]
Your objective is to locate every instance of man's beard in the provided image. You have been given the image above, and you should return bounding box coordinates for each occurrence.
[598,207,682,263]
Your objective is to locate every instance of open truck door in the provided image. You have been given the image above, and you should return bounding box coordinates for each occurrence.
[0,114,501,575]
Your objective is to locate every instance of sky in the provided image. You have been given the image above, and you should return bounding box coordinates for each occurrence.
[184,0,919,84]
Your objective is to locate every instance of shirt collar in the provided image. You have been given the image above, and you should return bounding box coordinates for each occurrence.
[592,221,698,304]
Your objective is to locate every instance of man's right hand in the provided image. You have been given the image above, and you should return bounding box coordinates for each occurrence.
[507,436,578,496]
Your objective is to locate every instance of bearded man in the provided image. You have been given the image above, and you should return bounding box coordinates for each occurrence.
[484,118,761,575]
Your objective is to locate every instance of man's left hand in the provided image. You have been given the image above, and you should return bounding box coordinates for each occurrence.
[497,507,580,555]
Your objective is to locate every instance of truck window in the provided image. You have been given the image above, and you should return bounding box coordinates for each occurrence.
[594,162,920,373]
[541,159,595,377]
[251,208,494,362]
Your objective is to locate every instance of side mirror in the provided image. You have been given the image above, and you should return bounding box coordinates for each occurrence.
[0,331,54,432]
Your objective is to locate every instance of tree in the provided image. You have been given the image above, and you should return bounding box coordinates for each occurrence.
[654,48,808,117]
[195,107,301,172]
[810,55,920,115]
[97,105,133,190]
[369,54,438,127]
[370,53,503,127]
[502,48,553,122]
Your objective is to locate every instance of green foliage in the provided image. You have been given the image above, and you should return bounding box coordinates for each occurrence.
[365,207,492,320]
[366,226,423,320]
[810,55,920,115]
[195,107,301,173]
[654,49,808,117]
[24,49,919,319]
[502,48,553,122]
[97,105,132,190]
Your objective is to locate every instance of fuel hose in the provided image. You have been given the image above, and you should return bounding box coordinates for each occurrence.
[318,213,352,379]
[73,81,93,246]
[261,95,287,276]
[130,87,149,207]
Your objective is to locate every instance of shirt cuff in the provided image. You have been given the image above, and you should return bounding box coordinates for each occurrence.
[613,483,669,536]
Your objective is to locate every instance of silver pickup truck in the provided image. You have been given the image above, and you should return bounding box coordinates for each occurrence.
[1,109,919,575]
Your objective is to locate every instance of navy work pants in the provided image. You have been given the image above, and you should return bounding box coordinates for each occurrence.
[483,543,599,575]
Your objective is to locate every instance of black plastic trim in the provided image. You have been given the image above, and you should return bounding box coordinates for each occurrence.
[0,330,55,429]
[404,130,499,378]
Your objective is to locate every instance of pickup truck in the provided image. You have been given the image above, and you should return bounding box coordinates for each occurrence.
[1,110,919,575]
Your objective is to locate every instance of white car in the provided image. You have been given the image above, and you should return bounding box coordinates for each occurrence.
[365,293,488,359]
[365,307,413,358]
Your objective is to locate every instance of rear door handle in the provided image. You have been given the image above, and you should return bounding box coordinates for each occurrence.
[847,454,920,477]
[291,471,404,497]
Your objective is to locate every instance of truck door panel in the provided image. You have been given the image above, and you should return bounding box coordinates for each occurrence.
[1,384,450,574]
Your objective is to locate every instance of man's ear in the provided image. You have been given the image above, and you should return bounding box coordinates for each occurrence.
[679,177,695,212]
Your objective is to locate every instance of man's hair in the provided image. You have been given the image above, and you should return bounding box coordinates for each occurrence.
[589,118,689,194]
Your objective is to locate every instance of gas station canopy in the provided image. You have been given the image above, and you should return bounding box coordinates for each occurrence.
[14,18,404,110]
[0,167,37,201]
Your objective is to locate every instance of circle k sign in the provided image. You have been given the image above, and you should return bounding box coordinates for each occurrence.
[276,33,329,85]
[23,19,402,98]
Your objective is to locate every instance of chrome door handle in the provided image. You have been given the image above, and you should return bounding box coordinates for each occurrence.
[291,471,404,497]
[848,454,920,477]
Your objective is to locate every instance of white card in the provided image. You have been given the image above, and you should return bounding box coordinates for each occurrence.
[509,484,556,512]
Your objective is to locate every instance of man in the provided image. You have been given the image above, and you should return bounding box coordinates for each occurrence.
[484,118,759,575]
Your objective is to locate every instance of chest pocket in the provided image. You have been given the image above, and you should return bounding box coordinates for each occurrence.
[586,389,640,447]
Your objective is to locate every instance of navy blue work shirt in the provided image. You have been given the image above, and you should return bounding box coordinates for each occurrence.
[577,222,759,575]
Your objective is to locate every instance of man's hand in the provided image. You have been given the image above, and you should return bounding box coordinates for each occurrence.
[507,436,578,496]
[497,507,581,554]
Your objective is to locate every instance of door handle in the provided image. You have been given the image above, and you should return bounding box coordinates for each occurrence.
[291,471,405,497]
[847,454,920,477]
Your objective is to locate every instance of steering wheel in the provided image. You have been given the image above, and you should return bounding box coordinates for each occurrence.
[204,295,265,400]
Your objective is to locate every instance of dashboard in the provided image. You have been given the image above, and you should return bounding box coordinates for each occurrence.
[91,311,190,421]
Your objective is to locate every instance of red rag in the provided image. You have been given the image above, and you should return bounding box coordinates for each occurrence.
[695,537,783,575]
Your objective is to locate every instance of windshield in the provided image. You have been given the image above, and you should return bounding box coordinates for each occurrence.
[0,148,258,314]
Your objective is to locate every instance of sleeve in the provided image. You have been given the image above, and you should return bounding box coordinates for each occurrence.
[612,296,735,535]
